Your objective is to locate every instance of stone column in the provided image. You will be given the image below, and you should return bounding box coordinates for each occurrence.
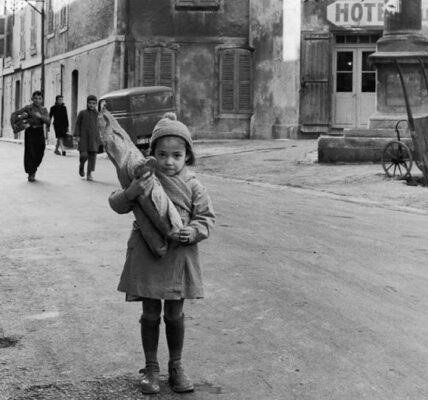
[369,0,428,129]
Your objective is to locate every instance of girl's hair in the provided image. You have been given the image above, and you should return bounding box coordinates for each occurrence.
[55,95,63,101]
[32,90,43,98]
[150,136,195,166]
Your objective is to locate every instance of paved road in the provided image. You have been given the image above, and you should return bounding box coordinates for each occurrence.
[1,142,428,399]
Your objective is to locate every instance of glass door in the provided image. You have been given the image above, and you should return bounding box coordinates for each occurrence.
[333,46,376,128]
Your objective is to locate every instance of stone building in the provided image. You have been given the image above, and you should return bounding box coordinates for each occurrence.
[0,0,297,141]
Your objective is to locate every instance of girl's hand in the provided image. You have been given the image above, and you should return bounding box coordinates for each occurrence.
[178,227,196,244]
[125,171,154,200]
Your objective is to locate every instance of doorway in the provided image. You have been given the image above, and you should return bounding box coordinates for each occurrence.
[71,70,78,130]
[332,34,379,128]
[15,80,21,110]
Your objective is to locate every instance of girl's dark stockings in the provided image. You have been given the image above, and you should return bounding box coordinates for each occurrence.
[142,298,185,368]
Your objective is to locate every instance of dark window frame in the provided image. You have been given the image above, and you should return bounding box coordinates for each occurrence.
[175,0,220,11]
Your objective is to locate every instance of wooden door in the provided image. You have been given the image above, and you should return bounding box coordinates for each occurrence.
[300,32,331,132]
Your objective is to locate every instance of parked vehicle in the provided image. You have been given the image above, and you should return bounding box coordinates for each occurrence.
[99,86,176,151]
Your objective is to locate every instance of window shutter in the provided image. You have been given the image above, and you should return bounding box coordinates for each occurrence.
[238,52,251,112]
[143,50,157,86]
[300,32,331,130]
[20,15,25,58]
[159,51,174,87]
[0,16,5,58]
[220,51,235,112]
[30,9,36,49]
[47,0,54,34]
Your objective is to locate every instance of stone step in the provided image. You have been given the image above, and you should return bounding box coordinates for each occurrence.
[344,128,409,138]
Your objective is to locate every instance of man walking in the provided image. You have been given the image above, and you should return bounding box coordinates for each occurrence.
[10,91,50,182]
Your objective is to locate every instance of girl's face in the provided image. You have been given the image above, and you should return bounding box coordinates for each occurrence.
[154,136,189,176]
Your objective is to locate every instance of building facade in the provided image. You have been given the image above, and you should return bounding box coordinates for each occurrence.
[5,1,423,142]
[0,0,296,141]
[300,0,428,136]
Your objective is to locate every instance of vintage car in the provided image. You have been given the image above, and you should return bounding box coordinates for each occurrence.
[99,86,176,151]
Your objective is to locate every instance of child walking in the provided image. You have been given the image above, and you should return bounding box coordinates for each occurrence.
[10,90,50,182]
[49,95,69,156]
[74,95,100,181]
[108,116,215,394]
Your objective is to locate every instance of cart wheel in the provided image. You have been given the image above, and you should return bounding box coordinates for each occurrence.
[382,140,413,178]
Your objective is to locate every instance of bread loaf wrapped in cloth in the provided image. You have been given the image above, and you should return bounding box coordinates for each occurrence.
[97,108,183,257]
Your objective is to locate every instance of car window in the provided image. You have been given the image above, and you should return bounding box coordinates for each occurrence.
[131,92,174,112]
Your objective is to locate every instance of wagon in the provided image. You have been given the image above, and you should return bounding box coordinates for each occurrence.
[381,59,428,185]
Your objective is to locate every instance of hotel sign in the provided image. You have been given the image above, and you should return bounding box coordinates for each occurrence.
[326,0,399,27]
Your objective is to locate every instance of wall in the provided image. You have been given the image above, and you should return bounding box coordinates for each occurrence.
[250,0,300,139]
[45,0,116,58]
[128,0,251,139]
[1,0,122,139]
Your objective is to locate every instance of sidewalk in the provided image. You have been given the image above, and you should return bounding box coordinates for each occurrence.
[2,136,427,214]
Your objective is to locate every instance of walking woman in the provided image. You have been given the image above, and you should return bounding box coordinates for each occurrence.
[49,95,69,156]
[10,91,50,182]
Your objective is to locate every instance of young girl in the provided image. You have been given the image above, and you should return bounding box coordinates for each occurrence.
[108,116,215,394]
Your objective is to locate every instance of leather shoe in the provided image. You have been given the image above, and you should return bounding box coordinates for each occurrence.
[79,166,84,177]
[139,368,160,394]
[168,361,194,393]
[28,173,35,182]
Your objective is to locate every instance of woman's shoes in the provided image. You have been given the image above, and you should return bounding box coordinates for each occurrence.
[54,149,61,155]
[28,173,36,182]
[62,151,66,156]
[86,173,94,181]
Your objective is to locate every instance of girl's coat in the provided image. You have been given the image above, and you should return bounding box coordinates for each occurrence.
[109,167,215,300]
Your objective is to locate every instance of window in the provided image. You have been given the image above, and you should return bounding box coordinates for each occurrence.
[47,0,54,35]
[175,0,220,10]
[139,47,175,88]
[59,4,68,31]
[219,48,253,114]
[19,14,25,59]
[5,14,13,59]
[361,51,376,93]
[0,16,5,58]
[30,8,37,53]
[336,51,353,92]
[335,34,381,44]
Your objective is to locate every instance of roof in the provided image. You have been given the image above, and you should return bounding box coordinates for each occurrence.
[100,86,173,100]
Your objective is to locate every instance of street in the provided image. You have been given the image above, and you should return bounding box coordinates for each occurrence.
[1,141,428,400]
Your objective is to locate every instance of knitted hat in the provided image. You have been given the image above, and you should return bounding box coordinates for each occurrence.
[150,114,193,151]
[87,95,97,102]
